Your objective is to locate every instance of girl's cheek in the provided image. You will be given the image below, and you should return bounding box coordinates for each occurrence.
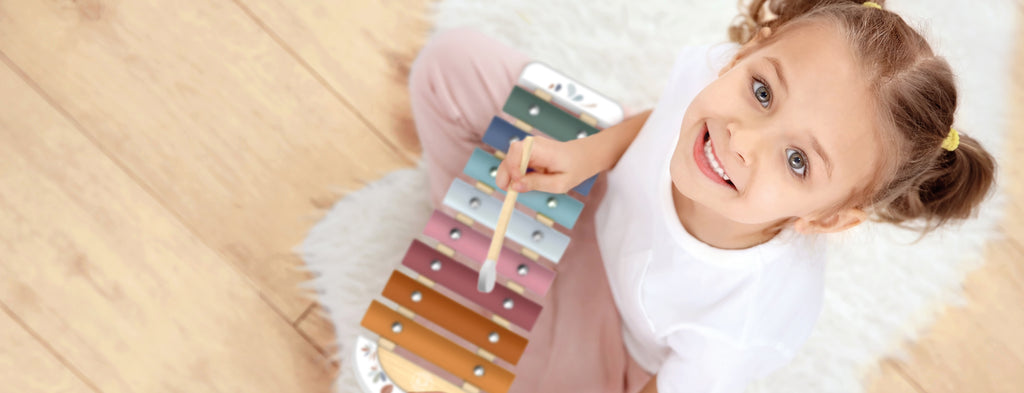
[753,182,782,208]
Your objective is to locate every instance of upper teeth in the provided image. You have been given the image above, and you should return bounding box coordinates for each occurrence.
[704,138,730,181]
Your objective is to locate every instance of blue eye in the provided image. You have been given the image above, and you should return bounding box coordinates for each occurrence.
[752,79,771,108]
[786,148,807,177]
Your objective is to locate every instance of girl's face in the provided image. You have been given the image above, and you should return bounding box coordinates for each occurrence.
[670,22,882,228]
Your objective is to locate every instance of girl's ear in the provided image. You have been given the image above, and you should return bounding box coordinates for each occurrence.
[793,208,866,234]
[721,27,774,75]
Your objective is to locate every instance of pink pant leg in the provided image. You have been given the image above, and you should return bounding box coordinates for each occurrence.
[407,27,652,393]
[409,27,531,207]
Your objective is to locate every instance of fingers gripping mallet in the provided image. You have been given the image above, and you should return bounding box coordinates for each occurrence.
[478,136,535,293]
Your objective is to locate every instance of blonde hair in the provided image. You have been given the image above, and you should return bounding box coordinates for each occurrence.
[730,0,996,232]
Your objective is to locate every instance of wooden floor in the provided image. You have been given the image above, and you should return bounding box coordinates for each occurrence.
[0,1,1019,392]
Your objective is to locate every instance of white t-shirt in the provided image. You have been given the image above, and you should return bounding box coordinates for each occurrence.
[594,44,827,393]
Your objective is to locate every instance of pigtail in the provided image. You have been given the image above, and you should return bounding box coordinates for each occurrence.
[866,53,996,231]
[877,132,996,230]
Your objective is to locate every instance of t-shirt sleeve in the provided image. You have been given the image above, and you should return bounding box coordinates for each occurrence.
[656,328,790,393]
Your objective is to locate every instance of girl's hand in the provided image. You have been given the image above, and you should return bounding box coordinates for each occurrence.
[494,136,596,194]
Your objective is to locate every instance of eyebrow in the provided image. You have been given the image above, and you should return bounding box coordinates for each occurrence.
[810,135,834,179]
[766,57,788,95]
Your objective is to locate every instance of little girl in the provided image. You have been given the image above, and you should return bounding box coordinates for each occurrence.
[407,1,995,392]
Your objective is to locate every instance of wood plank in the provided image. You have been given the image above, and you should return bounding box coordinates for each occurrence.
[878,241,1024,393]
[962,241,1024,362]
[281,0,434,362]
[234,0,433,159]
[866,242,1024,393]
[868,360,924,393]
[0,0,409,321]
[0,58,332,393]
[296,303,338,358]
[0,305,96,393]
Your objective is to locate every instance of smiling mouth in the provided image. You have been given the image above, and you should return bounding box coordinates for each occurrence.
[694,128,736,190]
[703,134,731,182]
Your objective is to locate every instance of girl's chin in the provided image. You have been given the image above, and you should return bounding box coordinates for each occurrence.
[670,184,776,226]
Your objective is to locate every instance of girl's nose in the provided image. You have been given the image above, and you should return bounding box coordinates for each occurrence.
[727,124,762,166]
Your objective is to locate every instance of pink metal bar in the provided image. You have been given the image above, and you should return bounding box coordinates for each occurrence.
[423,210,555,296]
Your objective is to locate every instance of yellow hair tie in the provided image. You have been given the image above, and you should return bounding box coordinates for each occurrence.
[942,128,960,151]
[863,1,883,10]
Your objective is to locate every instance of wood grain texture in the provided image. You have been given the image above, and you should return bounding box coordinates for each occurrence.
[883,242,1024,393]
[869,360,926,393]
[0,306,95,393]
[0,55,331,393]
[295,303,340,359]
[235,0,433,160]
[0,0,410,322]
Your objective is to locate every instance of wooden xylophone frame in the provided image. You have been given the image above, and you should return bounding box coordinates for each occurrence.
[353,62,624,393]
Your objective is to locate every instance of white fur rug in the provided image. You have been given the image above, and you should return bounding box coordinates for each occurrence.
[301,1,1016,392]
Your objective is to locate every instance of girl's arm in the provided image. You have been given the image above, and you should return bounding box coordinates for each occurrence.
[578,108,652,173]
[495,108,652,194]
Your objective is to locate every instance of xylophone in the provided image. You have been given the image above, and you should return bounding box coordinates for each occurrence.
[353,62,624,393]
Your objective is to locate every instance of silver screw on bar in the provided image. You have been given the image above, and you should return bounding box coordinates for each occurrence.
[517,264,529,276]
[546,197,558,208]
